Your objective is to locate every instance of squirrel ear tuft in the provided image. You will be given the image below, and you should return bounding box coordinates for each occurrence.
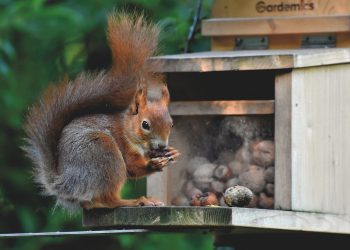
[130,86,147,115]
[161,84,170,106]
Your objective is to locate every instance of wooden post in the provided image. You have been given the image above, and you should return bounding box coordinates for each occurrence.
[291,64,350,214]
[274,72,292,210]
[147,169,170,205]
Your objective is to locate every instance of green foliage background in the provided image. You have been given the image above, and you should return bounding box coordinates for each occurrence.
[0,0,212,249]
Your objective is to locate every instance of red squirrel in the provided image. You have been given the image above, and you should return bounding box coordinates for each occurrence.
[22,12,180,211]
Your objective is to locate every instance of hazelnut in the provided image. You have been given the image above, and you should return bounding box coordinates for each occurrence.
[224,186,253,207]
[264,166,275,183]
[171,195,189,206]
[186,156,209,177]
[211,180,225,194]
[250,140,275,167]
[225,177,239,189]
[192,163,216,190]
[238,165,266,194]
[265,183,274,196]
[258,192,274,209]
[183,181,202,199]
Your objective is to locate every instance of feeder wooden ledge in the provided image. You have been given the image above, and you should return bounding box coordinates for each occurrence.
[83,206,350,235]
[153,48,350,72]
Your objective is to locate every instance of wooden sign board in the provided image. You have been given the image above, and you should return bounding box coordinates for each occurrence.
[205,0,350,50]
[212,0,350,18]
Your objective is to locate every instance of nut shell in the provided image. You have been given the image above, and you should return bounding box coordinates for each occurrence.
[190,192,218,206]
[213,165,233,181]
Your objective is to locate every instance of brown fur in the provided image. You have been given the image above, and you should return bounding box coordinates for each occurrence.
[22,12,179,212]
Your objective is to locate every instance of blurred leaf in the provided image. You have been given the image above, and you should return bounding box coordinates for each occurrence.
[0,57,9,74]
[0,39,16,60]
[64,42,85,67]
[0,0,214,249]
[18,207,38,232]
[0,187,15,214]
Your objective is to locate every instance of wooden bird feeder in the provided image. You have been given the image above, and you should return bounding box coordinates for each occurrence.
[83,0,350,237]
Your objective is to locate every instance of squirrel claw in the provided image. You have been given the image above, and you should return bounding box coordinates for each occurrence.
[137,196,165,207]
[165,149,180,161]
[148,156,170,171]
[165,148,178,156]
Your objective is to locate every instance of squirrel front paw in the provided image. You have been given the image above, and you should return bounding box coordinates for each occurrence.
[164,147,180,162]
[149,147,180,161]
[148,147,180,171]
[147,156,171,171]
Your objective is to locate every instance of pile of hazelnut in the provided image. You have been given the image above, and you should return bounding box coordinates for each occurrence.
[171,140,275,209]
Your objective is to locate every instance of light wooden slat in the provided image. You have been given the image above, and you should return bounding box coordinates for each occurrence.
[82,207,350,234]
[212,0,350,18]
[83,206,232,227]
[146,169,170,205]
[152,48,350,72]
[231,208,350,234]
[153,50,294,72]
[292,49,350,68]
[274,73,292,210]
[291,64,350,215]
[169,100,275,116]
[202,16,350,36]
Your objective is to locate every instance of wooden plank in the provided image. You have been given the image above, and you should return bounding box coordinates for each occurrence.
[155,52,293,72]
[291,64,350,215]
[152,48,350,72]
[169,100,275,116]
[212,37,235,51]
[212,34,348,52]
[274,73,292,210]
[147,168,170,205]
[231,208,350,234]
[82,206,350,234]
[202,16,350,37]
[268,35,302,50]
[83,206,232,227]
[212,0,350,18]
[292,48,350,68]
[214,232,350,249]
[336,32,350,48]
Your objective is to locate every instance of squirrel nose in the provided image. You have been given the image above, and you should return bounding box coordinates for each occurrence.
[158,143,166,150]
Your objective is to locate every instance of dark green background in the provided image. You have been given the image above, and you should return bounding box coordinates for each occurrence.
[0,0,212,249]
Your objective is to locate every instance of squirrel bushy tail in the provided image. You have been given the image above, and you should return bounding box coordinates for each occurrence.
[107,12,160,75]
[22,12,160,193]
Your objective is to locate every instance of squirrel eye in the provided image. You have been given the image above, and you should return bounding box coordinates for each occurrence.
[141,120,151,131]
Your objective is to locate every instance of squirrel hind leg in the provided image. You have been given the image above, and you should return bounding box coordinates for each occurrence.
[54,130,127,210]
[55,197,81,213]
